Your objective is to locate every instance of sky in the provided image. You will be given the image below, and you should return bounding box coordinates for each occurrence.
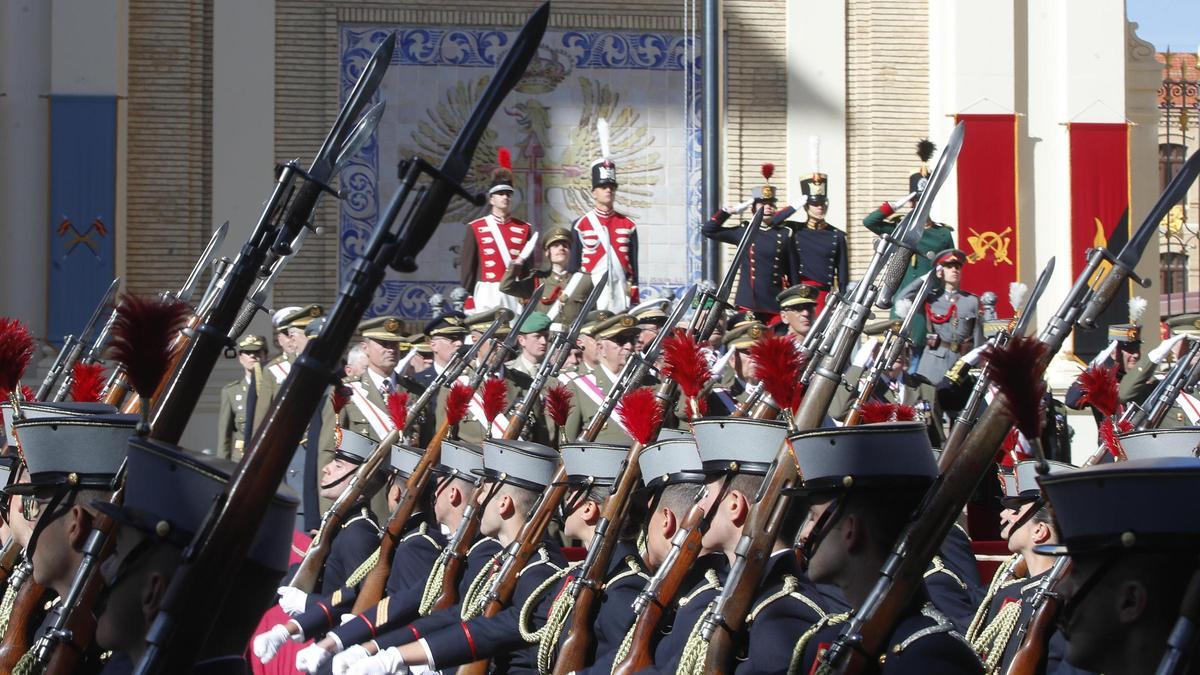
[1127,0,1200,52]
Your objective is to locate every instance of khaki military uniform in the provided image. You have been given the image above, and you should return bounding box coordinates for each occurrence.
[1119,355,1194,428]
[216,372,277,461]
[562,365,632,445]
[499,262,593,327]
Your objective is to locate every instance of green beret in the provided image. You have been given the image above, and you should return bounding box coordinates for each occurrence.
[518,312,552,334]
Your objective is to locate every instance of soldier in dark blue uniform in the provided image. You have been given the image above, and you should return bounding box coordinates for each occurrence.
[312,428,387,595]
[789,423,984,674]
[334,439,566,674]
[529,441,648,674]
[777,172,849,294]
[966,460,1078,674]
[701,163,796,319]
[1035,457,1200,674]
[252,440,445,665]
[83,432,298,674]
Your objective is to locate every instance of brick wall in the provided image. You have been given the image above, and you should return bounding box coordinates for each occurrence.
[845,0,930,276]
[126,0,212,296]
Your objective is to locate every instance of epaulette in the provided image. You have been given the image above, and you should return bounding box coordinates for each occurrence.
[923,554,968,590]
[607,555,648,586]
[678,568,722,607]
[888,602,971,660]
[467,536,500,555]
[399,521,443,550]
[344,506,383,538]
[516,544,561,578]
[747,574,825,624]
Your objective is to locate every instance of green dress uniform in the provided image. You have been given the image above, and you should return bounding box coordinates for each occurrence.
[1119,355,1193,428]
[864,205,955,345]
[562,365,630,445]
[499,226,594,327]
[216,368,276,461]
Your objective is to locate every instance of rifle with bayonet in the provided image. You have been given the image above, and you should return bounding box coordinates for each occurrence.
[102,222,228,409]
[816,149,1200,675]
[697,122,966,675]
[37,277,120,402]
[131,11,548,669]
[580,285,697,441]
[400,308,513,444]
[466,285,546,392]
[691,207,763,341]
[502,274,607,439]
[290,429,399,592]
[144,39,392,441]
[844,269,937,426]
[938,259,1056,471]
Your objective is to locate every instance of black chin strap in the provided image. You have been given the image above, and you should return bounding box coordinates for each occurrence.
[25,487,77,560]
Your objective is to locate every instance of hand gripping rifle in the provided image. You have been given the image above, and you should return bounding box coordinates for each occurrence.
[289,429,400,592]
[938,259,1055,471]
[815,150,1200,675]
[696,123,965,675]
[502,274,608,439]
[102,222,228,408]
[580,285,697,441]
[843,270,936,426]
[37,277,120,401]
[144,37,394,442]
[131,9,548,670]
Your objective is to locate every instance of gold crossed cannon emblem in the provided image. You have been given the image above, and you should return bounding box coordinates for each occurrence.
[966,226,1013,266]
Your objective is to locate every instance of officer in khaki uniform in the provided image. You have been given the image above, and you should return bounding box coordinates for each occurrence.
[216,334,276,461]
[708,321,768,415]
[266,304,324,384]
[1118,313,1200,428]
[504,311,551,381]
[777,284,820,343]
[500,226,594,326]
[341,315,413,444]
[266,305,301,373]
[563,313,640,444]
[570,309,615,377]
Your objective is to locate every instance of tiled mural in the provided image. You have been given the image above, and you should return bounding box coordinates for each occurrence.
[339,24,700,319]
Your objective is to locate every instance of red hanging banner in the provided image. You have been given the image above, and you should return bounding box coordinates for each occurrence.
[1068,123,1131,278]
[954,114,1020,314]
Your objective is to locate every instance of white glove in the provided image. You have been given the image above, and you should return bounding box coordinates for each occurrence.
[514,231,540,265]
[728,199,755,214]
[888,192,917,211]
[334,645,374,675]
[1149,333,1187,364]
[296,644,334,673]
[341,613,357,625]
[962,341,990,367]
[252,624,294,664]
[277,585,308,616]
[347,647,406,675]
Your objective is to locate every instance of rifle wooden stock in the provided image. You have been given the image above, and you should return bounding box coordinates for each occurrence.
[292,429,399,593]
[826,390,1026,674]
[0,577,52,671]
[457,468,569,675]
[611,505,705,675]
[43,509,122,675]
[351,425,446,613]
[552,442,648,674]
[0,539,20,591]
[1002,562,1069,675]
[431,498,483,612]
[102,367,132,408]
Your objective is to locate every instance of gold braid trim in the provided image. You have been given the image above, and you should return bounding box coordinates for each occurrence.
[671,569,723,675]
[0,563,28,638]
[519,563,580,675]
[418,553,450,617]
[970,599,1023,674]
[345,547,381,589]
[966,554,1022,643]
[787,612,852,675]
[461,553,505,621]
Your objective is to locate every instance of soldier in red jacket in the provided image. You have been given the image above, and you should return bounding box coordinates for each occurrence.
[460,148,533,314]
[570,118,638,312]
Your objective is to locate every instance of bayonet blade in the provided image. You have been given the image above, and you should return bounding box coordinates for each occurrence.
[1117,149,1200,269]
[1012,257,1055,337]
[84,278,121,343]
[333,102,386,175]
[178,222,229,303]
[898,122,965,249]
[392,2,550,272]
[644,284,698,360]
[317,34,396,180]
[569,272,609,337]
